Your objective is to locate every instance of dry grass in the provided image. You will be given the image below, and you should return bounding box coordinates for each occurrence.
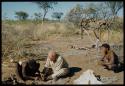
[2,20,123,62]
[2,20,123,85]
[2,21,79,61]
[100,29,123,44]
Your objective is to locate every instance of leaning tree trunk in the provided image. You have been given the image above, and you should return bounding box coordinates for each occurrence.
[93,30,99,40]
[43,13,46,21]
[42,11,47,24]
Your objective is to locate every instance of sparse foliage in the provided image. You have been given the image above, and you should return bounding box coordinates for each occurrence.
[51,12,63,21]
[83,3,111,20]
[97,3,112,20]
[34,12,42,20]
[15,11,29,20]
[65,4,83,26]
[82,7,97,19]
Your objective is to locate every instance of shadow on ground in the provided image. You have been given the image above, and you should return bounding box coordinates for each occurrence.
[61,67,82,78]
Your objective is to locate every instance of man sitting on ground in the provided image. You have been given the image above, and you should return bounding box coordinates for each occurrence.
[42,50,69,81]
[15,59,41,82]
[98,43,120,72]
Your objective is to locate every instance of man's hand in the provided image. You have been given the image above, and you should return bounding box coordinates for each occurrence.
[35,76,42,81]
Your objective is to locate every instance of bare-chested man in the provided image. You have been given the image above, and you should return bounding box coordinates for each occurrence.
[15,59,41,82]
[42,51,69,81]
[99,43,120,72]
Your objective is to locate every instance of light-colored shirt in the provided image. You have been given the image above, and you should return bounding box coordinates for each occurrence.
[45,55,69,73]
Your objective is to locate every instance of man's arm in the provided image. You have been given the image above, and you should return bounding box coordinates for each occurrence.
[55,56,63,71]
[22,63,36,80]
[42,58,51,75]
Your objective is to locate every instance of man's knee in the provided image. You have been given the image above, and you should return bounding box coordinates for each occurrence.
[61,68,69,74]
[53,68,69,78]
[97,60,104,65]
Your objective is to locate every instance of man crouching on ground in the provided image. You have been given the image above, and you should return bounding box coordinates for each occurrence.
[98,43,120,72]
[42,50,69,81]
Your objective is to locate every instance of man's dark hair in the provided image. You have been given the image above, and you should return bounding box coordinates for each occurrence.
[101,43,110,50]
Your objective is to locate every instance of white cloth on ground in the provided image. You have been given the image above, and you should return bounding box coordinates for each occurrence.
[74,69,103,84]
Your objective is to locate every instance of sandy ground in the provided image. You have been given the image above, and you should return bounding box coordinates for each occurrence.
[2,35,124,85]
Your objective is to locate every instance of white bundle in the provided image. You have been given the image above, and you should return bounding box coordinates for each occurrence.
[74,69,103,84]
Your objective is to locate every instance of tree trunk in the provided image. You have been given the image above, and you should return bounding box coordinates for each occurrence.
[43,13,46,21]
[113,14,117,22]
[93,30,99,40]
[42,10,47,24]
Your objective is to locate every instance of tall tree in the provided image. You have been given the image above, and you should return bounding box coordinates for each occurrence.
[15,11,29,20]
[34,2,57,21]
